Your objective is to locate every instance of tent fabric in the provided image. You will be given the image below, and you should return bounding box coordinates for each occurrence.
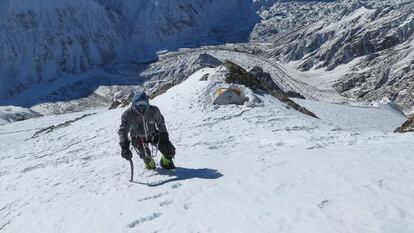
[213,88,246,105]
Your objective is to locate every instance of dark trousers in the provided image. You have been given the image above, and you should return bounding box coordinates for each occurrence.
[131,134,175,162]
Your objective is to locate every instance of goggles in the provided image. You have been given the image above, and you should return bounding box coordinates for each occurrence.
[134,100,148,107]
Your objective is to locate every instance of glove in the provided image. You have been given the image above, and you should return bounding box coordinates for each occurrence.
[120,141,132,160]
[159,132,169,143]
[121,148,132,160]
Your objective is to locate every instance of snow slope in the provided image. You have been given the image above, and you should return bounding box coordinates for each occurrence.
[0,68,413,233]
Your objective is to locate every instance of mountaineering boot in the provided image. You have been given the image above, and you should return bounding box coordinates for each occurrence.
[145,158,156,170]
[160,155,175,169]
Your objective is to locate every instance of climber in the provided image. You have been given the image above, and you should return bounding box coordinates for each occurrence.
[118,91,176,169]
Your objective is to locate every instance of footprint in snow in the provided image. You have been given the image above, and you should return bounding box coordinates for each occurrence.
[127,213,162,228]
[171,183,182,189]
[317,199,331,209]
[183,203,191,210]
[159,199,173,207]
[137,192,169,203]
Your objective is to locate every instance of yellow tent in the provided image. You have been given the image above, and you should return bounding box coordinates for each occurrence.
[213,88,246,105]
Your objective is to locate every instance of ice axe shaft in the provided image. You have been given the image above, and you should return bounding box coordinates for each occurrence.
[128,159,134,182]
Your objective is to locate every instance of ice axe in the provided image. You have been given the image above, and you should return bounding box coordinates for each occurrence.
[128,158,134,182]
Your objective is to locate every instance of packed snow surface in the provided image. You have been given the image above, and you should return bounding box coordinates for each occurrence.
[0,68,413,233]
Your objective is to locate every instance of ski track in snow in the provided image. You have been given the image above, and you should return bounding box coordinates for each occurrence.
[0,68,414,232]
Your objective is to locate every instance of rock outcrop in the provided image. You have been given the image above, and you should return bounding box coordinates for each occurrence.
[395,116,414,133]
[223,60,318,118]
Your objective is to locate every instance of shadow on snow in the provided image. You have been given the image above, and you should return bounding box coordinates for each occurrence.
[132,167,223,187]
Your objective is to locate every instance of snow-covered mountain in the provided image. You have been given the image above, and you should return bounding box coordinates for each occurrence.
[0,0,258,100]
[1,0,413,116]
[1,2,414,232]
[254,0,414,112]
[1,67,413,232]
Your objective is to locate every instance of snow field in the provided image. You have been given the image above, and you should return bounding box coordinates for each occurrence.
[0,68,413,232]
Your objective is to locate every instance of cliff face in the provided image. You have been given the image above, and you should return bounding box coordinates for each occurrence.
[0,0,257,99]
